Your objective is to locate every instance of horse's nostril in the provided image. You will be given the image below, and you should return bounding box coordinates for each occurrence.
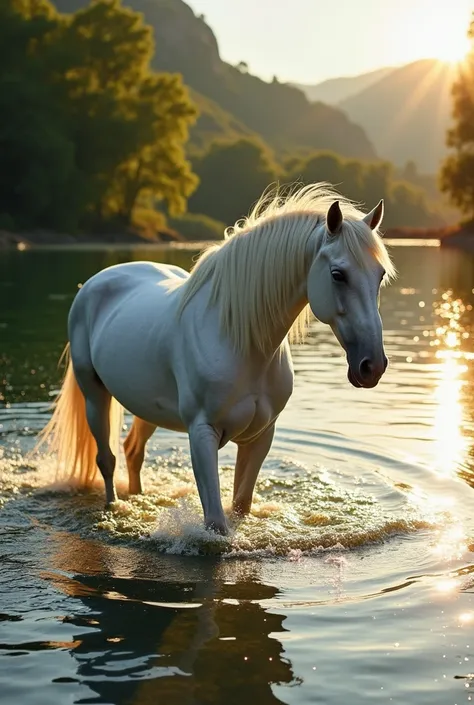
[359,358,373,379]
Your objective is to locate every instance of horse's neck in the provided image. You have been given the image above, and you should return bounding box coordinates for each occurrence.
[191,214,319,359]
[266,287,309,355]
[259,224,319,356]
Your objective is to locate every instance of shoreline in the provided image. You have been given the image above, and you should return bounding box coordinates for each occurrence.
[1,226,472,252]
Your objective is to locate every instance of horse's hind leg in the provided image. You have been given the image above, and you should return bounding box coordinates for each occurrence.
[74,362,117,505]
[124,417,156,495]
[85,383,117,505]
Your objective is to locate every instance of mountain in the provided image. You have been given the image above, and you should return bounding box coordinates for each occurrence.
[294,67,395,105]
[339,59,455,172]
[53,0,377,160]
[187,89,254,153]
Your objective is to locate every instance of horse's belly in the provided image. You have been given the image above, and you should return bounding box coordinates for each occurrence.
[118,392,185,432]
[109,380,185,431]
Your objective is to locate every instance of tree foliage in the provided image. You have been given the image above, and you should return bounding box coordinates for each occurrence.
[0,0,197,231]
[167,212,226,241]
[188,137,280,224]
[286,151,439,229]
[182,142,439,230]
[440,15,474,218]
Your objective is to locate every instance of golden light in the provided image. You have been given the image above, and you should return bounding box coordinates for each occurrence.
[432,524,468,561]
[445,331,459,349]
[437,34,471,65]
[422,5,472,64]
[436,578,459,593]
[385,4,470,144]
[433,353,466,477]
[432,295,468,478]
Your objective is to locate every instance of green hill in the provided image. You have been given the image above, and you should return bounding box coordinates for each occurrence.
[54,0,377,160]
[187,89,254,155]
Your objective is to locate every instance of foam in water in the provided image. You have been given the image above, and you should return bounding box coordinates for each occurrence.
[0,444,454,558]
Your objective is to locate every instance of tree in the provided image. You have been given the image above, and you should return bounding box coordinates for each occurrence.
[56,0,198,225]
[290,151,345,187]
[188,137,280,225]
[402,160,418,182]
[0,0,198,231]
[106,74,198,222]
[387,182,437,228]
[0,79,79,230]
[440,15,474,218]
[286,150,438,228]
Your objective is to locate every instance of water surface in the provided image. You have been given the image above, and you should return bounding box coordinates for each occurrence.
[1,243,474,704]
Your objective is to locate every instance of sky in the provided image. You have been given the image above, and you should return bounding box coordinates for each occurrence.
[187,0,473,84]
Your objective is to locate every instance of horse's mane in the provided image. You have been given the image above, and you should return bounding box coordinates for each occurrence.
[176,183,395,356]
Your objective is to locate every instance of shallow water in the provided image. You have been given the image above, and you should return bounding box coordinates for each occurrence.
[2,243,474,704]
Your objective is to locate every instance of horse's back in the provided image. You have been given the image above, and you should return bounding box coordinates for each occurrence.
[71,261,186,318]
[82,260,188,293]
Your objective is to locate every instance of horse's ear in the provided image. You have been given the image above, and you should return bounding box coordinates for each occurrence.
[363,199,384,230]
[327,200,343,235]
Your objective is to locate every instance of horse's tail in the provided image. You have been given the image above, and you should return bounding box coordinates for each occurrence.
[37,344,123,488]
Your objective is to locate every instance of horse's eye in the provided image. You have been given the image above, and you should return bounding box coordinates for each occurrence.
[331,269,346,283]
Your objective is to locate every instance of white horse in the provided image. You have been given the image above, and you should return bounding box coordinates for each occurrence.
[40,184,394,535]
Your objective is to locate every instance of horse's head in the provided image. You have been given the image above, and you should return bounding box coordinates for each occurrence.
[307,199,391,389]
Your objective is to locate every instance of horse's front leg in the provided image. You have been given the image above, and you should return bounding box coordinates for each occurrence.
[188,422,228,535]
[232,424,275,516]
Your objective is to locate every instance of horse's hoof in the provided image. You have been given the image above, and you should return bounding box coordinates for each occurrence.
[205,519,229,536]
[231,504,250,518]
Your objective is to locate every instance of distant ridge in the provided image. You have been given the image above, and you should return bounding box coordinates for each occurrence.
[293,66,395,105]
[339,59,455,172]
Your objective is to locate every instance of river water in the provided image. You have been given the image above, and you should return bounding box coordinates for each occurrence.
[1,242,474,704]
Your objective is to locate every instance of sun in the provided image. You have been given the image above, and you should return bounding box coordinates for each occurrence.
[437,34,471,64]
[418,5,472,65]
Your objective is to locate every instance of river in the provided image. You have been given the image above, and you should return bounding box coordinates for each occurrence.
[1,242,474,704]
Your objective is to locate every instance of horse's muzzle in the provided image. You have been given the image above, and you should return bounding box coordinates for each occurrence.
[347,355,388,389]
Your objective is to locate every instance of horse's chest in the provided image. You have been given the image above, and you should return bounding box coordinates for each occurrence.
[221,377,292,444]
[237,396,273,441]
[180,334,294,442]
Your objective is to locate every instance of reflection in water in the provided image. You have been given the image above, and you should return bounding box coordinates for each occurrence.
[433,353,466,477]
[431,292,472,481]
[432,523,468,562]
[435,577,460,593]
[46,532,298,705]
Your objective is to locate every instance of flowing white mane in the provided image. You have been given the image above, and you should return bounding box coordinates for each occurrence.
[177,183,395,356]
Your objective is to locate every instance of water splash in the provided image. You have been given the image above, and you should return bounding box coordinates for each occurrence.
[0,445,451,558]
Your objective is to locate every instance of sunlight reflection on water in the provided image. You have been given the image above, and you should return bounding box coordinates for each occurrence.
[432,292,470,478]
